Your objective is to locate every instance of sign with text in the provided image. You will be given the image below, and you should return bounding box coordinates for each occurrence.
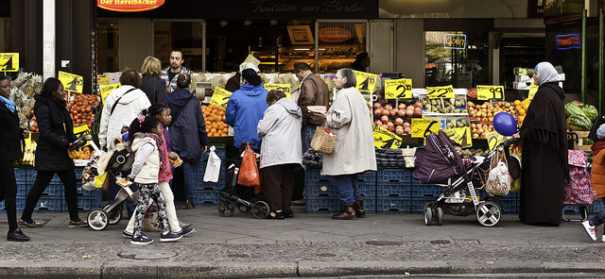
[353,71,378,93]
[73,125,91,147]
[373,125,402,149]
[97,0,165,13]
[411,118,440,138]
[427,85,455,99]
[442,127,472,148]
[99,83,121,104]
[58,71,84,93]
[476,85,505,100]
[0,53,19,72]
[486,131,510,150]
[444,34,466,50]
[264,83,292,98]
[210,87,233,107]
[384,79,412,99]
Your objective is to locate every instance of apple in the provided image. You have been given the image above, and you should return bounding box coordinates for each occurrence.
[397,109,406,117]
[374,108,382,116]
[384,104,393,111]
[386,122,395,132]
[403,122,411,128]
[374,120,382,126]
[382,109,390,117]
[413,107,423,117]
[414,101,423,109]
[381,115,389,124]
[394,117,404,125]
[389,109,397,117]
[395,126,404,135]
[403,126,411,134]
[406,107,414,117]
[398,103,406,110]
[373,102,383,110]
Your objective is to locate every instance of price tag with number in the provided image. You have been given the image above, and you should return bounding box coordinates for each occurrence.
[476,85,504,100]
[384,79,412,99]
[99,83,121,104]
[264,83,292,98]
[486,131,510,150]
[411,118,441,138]
[58,71,84,93]
[442,127,472,148]
[353,71,378,93]
[373,125,402,149]
[210,87,233,107]
[528,84,538,100]
[427,85,455,99]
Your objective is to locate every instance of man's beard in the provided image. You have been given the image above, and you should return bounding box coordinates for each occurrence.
[171,64,179,70]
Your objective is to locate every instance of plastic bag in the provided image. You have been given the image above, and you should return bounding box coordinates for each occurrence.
[203,146,222,183]
[237,143,261,188]
[485,149,512,196]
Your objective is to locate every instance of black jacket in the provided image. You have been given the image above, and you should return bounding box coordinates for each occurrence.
[33,94,76,171]
[140,76,167,104]
[0,103,23,162]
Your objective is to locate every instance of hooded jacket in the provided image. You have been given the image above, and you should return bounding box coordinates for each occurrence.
[99,85,151,149]
[225,83,269,150]
[33,94,76,171]
[0,101,23,162]
[257,98,303,169]
[163,88,209,162]
[129,133,160,184]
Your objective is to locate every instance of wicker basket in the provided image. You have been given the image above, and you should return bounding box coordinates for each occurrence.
[310,126,335,154]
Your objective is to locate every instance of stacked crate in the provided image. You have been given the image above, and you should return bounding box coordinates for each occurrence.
[376,168,413,213]
[192,145,226,206]
[305,168,376,213]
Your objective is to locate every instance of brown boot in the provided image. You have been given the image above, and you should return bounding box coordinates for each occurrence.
[179,220,191,228]
[331,205,355,220]
[352,200,366,218]
[142,217,161,232]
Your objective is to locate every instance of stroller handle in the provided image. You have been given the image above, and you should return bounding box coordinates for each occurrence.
[72,134,102,154]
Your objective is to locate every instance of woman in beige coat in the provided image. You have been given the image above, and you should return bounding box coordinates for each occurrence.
[321,68,377,220]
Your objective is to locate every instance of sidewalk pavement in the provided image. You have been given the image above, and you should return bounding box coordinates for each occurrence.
[0,204,604,279]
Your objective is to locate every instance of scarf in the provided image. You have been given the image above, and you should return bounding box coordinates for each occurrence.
[147,133,165,166]
[535,62,559,86]
[592,141,605,156]
[0,95,16,113]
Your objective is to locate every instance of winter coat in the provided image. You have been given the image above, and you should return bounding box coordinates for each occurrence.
[591,150,605,199]
[99,85,151,149]
[225,83,268,150]
[0,102,23,162]
[298,73,330,126]
[140,76,167,104]
[257,98,303,169]
[163,88,209,162]
[161,66,191,93]
[130,134,160,184]
[321,87,377,176]
[33,94,76,171]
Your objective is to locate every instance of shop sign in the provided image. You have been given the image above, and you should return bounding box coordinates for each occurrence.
[318,27,352,43]
[411,118,440,138]
[444,34,466,50]
[442,127,472,148]
[0,53,18,72]
[97,0,165,13]
[97,74,109,86]
[58,71,84,93]
[353,71,378,93]
[427,85,455,99]
[486,131,509,151]
[476,85,504,100]
[384,79,412,99]
[373,125,402,149]
[528,84,538,100]
[210,87,232,107]
[264,83,292,98]
[73,125,91,147]
[556,34,581,50]
[100,83,121,104]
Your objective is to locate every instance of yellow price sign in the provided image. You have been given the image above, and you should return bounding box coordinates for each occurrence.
[73,124,91,147]
[58,71,84,93]
[210,87,233,107]
[99,83,121,104]
[442,127,472,148]
[97,75,109,86]
[384,79,412,99]
[411,118,441,138]
[427,85,455,99]
[0,53,19,72]
[264,83,292,98]
[486,131,510,150]
[353,70,378,93]
[476,85,504,100]
[373,125,402,149]
[528,84,538,100]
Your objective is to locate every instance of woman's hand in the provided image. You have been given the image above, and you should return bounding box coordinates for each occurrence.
[168,152,179,160]
[202,146,208,153]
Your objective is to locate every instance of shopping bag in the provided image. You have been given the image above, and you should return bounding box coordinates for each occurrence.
[310,124,335,154]
[237,142,261,187]
[485,149,512,196]
[203,146,222,183]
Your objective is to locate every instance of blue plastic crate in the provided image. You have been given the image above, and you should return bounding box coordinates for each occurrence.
[306,198,341,212]
[305,168,330,184]
[376,183,412,198]
[74,167,84,181]
[410,198,435,213]
[17,184,32,197]
[377,169,412,184]
[410,184,444,198]
[0,198,28,213]
[73,195,103,211]
[200,148,227,162]
[193,190,221,205]
[377,198,412,213]
[37,198,64,212]
[357,172,376,183]
[14,168,36,184]
[306,183,375,199]
[45,183,65,197]
[500,199,519,214]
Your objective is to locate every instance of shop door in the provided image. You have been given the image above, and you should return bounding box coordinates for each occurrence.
[152,20,206,72]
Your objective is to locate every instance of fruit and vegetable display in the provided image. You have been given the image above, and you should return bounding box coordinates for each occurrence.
[565,101,597,131]
[69,146,95,161]
[67,94,100,130]
[9,72,42,130]
[373,101,423,136]
[514,98,531,126]
[202,104,230,137]
[421,97,468,114]
[471,123,495,139]
[17,139,37,167]
[467,101,517,123]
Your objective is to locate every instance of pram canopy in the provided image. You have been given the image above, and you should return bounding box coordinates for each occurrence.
[413,132,465,184]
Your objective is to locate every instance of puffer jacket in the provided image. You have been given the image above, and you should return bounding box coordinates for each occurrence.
[33,94,76,171]
[99,85,151,149]
[0,102,23,162]
[257,98,303,169]
[163,88,208,162]
[592,150,605,199]
[225,83,268,150]
[130,134,160,184]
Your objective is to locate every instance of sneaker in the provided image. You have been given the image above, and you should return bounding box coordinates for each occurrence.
[122,230,133,239]
[68,219,88,228]
[131,233,153,245]
[602,235,605,242]
[179,227,195,237]
[7,229,30,242]
[160,231,183,242]
[18,218,42,228]
[582,220,597,241]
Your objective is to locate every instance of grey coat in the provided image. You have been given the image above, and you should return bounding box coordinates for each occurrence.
[257,98,303,169]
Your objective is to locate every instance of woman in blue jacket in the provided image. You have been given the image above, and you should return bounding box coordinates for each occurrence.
[163,74,209,209]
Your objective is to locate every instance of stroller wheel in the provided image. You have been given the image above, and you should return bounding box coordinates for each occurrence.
[476,201,501,227]
[87,209,109,231]
[423,204,433,226]
[103,204,122,225]
[251,201,270,219]
[434,206,444,225]
[238,204,251,213]
[218,199,234,217]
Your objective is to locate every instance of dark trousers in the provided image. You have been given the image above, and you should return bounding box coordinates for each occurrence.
[591,198,605,226]
[261,164,297,212]
[21,169,80,221]
[0,160,18,231]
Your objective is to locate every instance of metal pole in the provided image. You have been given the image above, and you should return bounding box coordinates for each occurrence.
[599,8,603,114]
[582,9,587,103]
[42,0,56,80]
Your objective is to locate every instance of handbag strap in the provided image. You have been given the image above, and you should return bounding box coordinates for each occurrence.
[110,88,137,114]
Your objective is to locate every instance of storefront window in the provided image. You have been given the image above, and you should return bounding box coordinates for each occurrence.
[96,19,119,73]
[153,21,204,72]
[317,21,367,73]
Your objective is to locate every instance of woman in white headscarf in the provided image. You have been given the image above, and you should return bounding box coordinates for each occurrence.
[513,62,567,225]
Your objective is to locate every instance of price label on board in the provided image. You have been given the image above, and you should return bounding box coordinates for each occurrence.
[427,85,455,99]
[210,87,233,107]
[58,71,84,93]
[411,118,441,138]
[486,131,510,150]
[353,70,378,93]
[97,75,109,86]
[99,83,121,104]
[0,53,19,72]
[528,84,538,100]
[384,79,412,99]
[73,125,91,147]
[264,83,291,98]
[476,85,504,100]
[442,127,472,148]
[373,125,402,149]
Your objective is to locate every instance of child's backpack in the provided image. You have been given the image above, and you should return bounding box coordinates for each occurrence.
[563,150,593,205]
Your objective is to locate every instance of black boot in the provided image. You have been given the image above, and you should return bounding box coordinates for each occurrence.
[7,229,30,242]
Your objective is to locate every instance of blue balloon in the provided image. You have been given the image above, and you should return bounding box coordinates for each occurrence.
[493,112,517,136]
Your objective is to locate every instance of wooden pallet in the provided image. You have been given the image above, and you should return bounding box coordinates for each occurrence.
[572,131,592,151]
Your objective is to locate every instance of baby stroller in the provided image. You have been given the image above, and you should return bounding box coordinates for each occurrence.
[413,131,520,227]
[77,135,139,231]
[218,155,270,219]
[562,132,593,222]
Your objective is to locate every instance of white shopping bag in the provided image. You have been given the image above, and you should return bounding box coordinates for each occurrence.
[203,146,222,183]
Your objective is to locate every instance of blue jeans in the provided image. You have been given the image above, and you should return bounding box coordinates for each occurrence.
[182,160,195,204]
[591,198,605,226]
[329,174,362,206]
